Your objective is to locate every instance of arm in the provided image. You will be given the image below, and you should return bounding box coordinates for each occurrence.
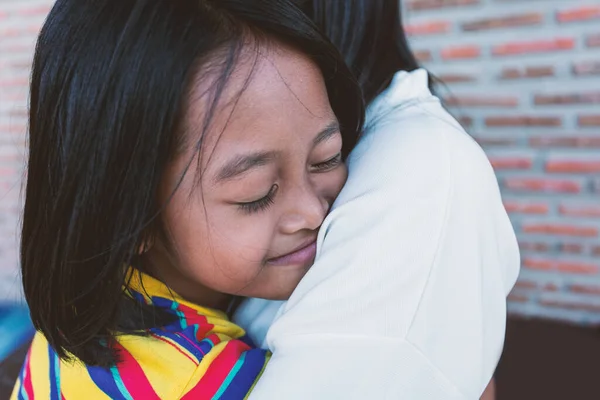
[178,340,269,399]
[246,95,519,399]
[11,331,270,400]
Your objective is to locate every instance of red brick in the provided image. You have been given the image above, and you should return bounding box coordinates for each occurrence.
[462,13,543,31]
[17,5,52,16]
[457,116,473,128]
[560,243,584,254]
[486,116,561,127]
[546,159,600,174]
[526,66,555,78]
[540,299,600,312]
[522,223,598,237]
[0,154,24,164]
[414,50,433,62]
[592,245,600,256]
[560,203,600,218]
[9,108,28,118]
[407,0,479,11]
[0,28,22,37]
[9,60,33,70]
[504,200,549,214]
[28,24,43,34]
[500,66,554,80]
[492,38,575,56]
[500,68,521,80]
[474,136,518,146]
[0,77,29,88]
[489,156,533,170]
[557,6,600,23]
[444,95,518,107]
[573,61,600,76]
[588,34,600,48]
[0,125,25,134]
[561,259,600,274]
[569,284,600,295]
[514,280,538,290]
[406,21,451,36]
[519,241,551,252]
[441,45,481,60]
[578,115,600,127]
[0,25,40,37]
[543,283,560,292]
[0,43,32,53]
[508,294,529,303]
[503,177,581,193]
[523,258,554,270]
[4,92,27,102]
[0,168,17,177]
[530,135,600,148]
[0,125,17,134]
[535,92,600,105]
[524,258,600,274]
[437,73,478,83]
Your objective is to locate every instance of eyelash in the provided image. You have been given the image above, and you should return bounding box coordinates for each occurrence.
[237,154,342,214]
[238,184,278,214]
[311,153,342,173]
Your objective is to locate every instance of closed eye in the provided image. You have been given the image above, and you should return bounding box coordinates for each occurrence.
[236,184,278,214]
[310,153,342,173]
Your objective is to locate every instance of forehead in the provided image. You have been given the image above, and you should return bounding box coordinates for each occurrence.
[182,40,335,168]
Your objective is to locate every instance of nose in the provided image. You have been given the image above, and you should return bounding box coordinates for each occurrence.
[279,181,329,234]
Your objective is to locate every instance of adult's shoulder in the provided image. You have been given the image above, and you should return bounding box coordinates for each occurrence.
[350,92,495,201]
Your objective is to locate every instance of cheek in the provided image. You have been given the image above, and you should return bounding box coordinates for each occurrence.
[206,211,274,264]
[164,197,275,283]
[320,164,348,203]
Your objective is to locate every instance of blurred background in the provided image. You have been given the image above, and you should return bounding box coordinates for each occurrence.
[1,0,599,398]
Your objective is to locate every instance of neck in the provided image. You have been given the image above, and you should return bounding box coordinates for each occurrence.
[140,249,233,313]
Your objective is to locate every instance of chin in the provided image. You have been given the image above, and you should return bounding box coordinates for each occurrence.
[240,263,311,300]
[255,286,295,301]
[248,278,302,301]
[267,291,293,301]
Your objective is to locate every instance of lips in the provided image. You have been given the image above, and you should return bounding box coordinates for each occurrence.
[267,239,318,266]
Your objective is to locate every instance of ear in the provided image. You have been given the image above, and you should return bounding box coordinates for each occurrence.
[137,234,155,255]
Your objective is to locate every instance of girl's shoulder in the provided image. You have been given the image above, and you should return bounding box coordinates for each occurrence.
[14,322,269,399]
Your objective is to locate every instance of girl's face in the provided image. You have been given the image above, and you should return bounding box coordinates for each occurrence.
[148,43,346,307]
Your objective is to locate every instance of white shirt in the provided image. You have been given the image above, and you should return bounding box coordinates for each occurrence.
[234,69,520,400]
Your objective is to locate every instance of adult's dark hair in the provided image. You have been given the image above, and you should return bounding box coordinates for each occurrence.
[298,0,423,105]
[21,0,363,367]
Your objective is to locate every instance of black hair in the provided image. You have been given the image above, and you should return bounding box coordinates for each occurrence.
[298,0,424,105]
[21,0,363,367]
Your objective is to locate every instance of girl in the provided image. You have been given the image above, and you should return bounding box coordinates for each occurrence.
[234,1,519,398]
[13,0,363,398]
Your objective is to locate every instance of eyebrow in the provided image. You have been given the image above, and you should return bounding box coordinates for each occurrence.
[313,120,340,146]
[215,151,277,183]
[214,120,341,183]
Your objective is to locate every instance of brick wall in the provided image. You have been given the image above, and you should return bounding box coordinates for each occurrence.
[0,0,52,301]
[405,0,600,324]
[1,0,600,324]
